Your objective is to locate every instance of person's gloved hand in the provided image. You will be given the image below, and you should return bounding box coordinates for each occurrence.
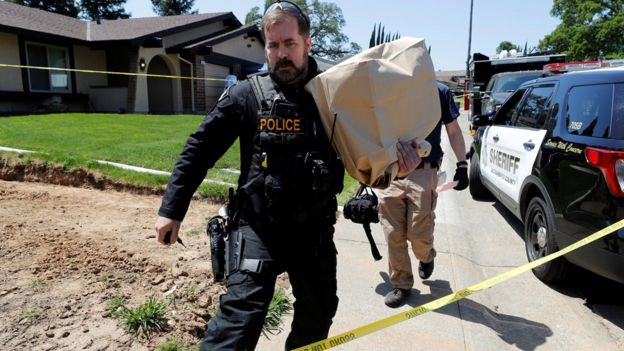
[453,161,469,190]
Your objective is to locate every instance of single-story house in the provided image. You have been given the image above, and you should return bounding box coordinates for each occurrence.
[435,70,466,85]
[0,1,266,114]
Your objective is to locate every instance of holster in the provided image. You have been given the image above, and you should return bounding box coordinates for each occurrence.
[225,227,243,277]
[225,226,272,278]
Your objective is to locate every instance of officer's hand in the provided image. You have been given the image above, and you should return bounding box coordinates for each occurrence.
[155,216,181,245]
[453,161,469,190]
[396,139,421,178]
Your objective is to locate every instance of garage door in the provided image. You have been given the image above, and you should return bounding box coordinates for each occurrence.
[204,63,230,110]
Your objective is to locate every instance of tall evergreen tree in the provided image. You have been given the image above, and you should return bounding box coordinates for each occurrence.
[369,22,400,48]
[80,0,129,20]
[9,0,79,18]
[523,41,528,56]
[369,23,377,48]
[151,0,197,16]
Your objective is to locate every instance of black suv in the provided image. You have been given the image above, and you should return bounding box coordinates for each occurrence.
[480,71,545,116]
[469,67,624,283]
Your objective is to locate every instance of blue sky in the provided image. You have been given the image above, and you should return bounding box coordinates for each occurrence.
[125,0,560,71]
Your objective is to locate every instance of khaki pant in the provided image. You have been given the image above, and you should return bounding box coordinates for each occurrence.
[378,165,438,290]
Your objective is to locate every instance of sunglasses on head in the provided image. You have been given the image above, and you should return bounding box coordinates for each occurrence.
[264,0,310,28]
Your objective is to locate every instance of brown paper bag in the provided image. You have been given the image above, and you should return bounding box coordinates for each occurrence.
[305,37,441,188]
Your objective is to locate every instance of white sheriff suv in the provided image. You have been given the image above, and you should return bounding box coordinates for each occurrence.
[468,66,624,283]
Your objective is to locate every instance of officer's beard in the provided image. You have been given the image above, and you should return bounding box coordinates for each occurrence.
[270,49,309,86]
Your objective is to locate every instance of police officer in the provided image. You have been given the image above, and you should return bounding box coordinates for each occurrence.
[379,82,469,308]
[154,1,422,349]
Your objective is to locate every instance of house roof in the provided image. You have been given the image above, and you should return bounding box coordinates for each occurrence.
[0,1,86,41]
[314,56,336,71]
[87,13,236,42]
[0,1,241,44]
[170,24,262,54]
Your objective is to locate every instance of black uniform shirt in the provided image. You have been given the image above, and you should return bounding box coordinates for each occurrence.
[158,57,340,222]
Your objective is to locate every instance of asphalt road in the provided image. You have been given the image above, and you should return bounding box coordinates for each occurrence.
[257,111,624,351]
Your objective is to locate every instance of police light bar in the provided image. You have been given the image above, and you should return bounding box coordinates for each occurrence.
[543,61,605,74]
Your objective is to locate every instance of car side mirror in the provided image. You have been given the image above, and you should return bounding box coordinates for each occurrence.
[472,114,492,127]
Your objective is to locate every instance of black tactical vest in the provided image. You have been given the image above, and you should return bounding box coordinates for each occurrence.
[239,73,344,226]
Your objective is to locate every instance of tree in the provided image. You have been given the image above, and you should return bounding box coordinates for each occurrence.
[496,41,521,54]
[9,0,80,17]
[151,0,197,16]
[523,41,528,55]
[369,23,400,48]
[307,0,362,59]
[539,0,624,61]
[245,6,262,27]
[246,0,361,60]
[80,0,129,20]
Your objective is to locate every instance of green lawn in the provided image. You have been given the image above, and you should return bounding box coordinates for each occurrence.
[0,113,239,170]
[0,113,358,203]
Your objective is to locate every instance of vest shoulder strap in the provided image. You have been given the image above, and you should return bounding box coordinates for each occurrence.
[248,74,280,111]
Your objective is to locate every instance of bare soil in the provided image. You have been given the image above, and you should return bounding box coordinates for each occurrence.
[0,177,226,351]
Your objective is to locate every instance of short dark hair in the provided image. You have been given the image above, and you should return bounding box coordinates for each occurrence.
[261,1,310,38]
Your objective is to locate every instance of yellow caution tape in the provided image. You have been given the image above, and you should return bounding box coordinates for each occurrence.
[0,63,228,81]
[294,218,624,351]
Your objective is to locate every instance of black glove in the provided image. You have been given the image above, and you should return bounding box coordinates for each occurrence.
[453,161,469,190]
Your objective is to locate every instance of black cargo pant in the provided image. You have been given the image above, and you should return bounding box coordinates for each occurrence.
[200,222,339,351]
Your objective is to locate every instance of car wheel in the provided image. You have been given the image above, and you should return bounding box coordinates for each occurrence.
[524,197,569,281]
[469,151,491,199]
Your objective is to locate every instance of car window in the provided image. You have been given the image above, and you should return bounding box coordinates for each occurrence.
[514,85,555,129]
[610,83,624,139]
[493,88,527,125]
[566,84,613,138]
[486,77,495,92]
[491,73,542,93]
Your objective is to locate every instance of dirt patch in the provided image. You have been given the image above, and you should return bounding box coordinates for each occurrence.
[0,179,226,350]
[0,158,163,196]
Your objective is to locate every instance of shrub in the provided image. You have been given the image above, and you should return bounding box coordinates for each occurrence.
[111,297,168,339]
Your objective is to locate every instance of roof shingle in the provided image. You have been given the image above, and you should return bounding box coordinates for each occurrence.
[0,1,85,40]
[0,1,236,43]
[88,12,232,41]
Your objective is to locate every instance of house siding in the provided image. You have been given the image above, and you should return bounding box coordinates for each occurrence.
[0,32,24,92]
[162,22,226,48]
[73,45,107,94]
[202,63,229,112]
[179,57,193,113]
[213,37,265,64]
[90,87,128,113]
